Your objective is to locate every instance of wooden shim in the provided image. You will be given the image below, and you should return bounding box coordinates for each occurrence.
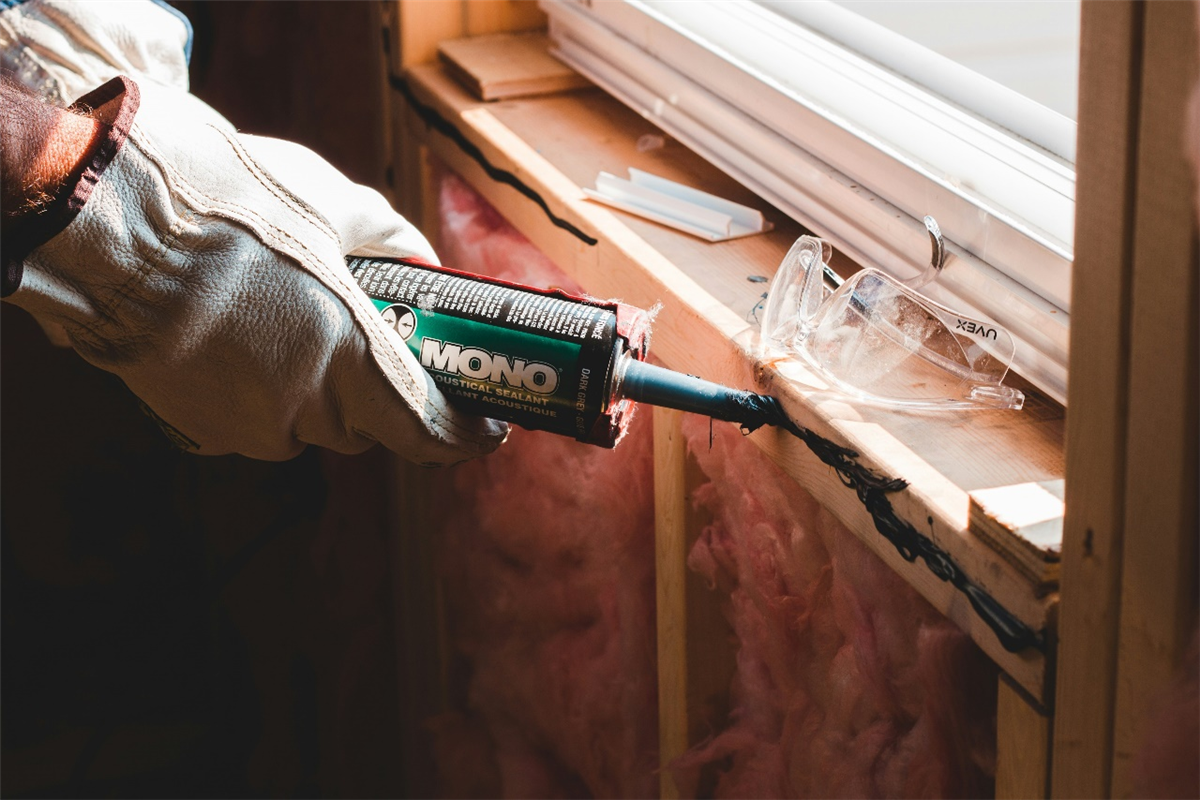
[1052,3,1144,796]
[1110,1,1200,795]
[996,676,1052,799]
[401,63,1059,701]
[440,31,590,101]
[969,480,1062,589]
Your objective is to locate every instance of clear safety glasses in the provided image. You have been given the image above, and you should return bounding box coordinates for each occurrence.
[759,218,1025,411]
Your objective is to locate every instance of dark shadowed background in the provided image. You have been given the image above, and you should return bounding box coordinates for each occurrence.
[1,3,411,796]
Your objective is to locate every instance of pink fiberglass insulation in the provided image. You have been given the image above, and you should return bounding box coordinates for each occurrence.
[429,170,997,798]
[428,170,660,799]
[673,414,998,798]
[430,416,659,799]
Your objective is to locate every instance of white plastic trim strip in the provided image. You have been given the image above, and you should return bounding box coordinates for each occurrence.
[585,169,772,241]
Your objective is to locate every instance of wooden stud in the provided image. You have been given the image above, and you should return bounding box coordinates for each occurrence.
[390,0,549,220]
[681,452,736,799]
[374,1,399,210]
[654,408,737,800]
[655,406,689,800]
[1052,3,1144,796]
[383,6,476,784]
[1110,1,1200,795]
[391,0,460,222]
[996,677,1051,799]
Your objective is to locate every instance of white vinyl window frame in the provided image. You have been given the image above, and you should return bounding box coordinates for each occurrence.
[541,0,1073,404]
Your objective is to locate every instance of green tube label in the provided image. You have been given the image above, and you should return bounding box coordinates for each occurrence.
[348,257,619,441]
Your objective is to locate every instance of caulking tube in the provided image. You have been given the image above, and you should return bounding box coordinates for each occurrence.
[347,257,1045,655]
[347,256,785,447]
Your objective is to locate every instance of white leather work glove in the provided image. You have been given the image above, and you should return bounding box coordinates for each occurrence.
[3,73,508,463]
[2,0,507,463]
[0,0,192,101]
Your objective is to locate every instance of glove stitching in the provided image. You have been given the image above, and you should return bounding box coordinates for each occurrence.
[210,125,340,242]
[129,124,496,451]
[194,130,498,449]
[211,141,502,449]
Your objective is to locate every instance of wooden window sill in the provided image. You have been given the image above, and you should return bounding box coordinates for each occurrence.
[398,61,1064,704]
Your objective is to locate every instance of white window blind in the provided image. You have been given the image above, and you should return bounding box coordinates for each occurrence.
[542,0,1074,404]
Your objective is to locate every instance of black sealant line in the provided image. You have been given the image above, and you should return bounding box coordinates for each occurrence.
[389,72,1042,655]
[753,400,1046,654]
[625,367,1045,653]
[389,74,599,246]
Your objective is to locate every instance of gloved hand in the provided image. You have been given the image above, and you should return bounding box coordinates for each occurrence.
[5,74,508,464]
[2,0,507,463]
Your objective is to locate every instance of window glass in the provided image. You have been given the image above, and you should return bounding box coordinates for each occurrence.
[831,1,1079,117]
[760,0,1081,158]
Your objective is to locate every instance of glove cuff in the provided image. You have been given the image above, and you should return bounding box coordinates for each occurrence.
[2,76,139,297]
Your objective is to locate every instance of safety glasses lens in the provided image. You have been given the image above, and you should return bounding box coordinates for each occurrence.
[761,237,1024,411]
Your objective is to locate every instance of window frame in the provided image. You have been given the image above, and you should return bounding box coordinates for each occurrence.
[541,0,1073,404]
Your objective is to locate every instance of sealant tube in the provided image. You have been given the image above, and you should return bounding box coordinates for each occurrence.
[348,255,650,447]
[349,255,787,446]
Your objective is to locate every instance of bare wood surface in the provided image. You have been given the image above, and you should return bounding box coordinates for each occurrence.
[440,31,589,101]
[654,407,688,800]
[1109,2,1200,795]
[996,677,1051,799]
[969,480,1062,589]
[1051,3,1144,795]
[401,61,1063,700]
[384,7,456,797]
[465,0,546,36]
[398,0,466,68]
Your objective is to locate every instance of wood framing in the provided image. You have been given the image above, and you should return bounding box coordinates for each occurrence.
[1055,2,1200,797]
[1109,1,1200,794]
[1052,4,1145,794]
[383,4,1199,797]
[654,407,737,799]
[996,677,1052,800]
[398,59,1060,700]
[654,407,689,800]
[385,1,545,222]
